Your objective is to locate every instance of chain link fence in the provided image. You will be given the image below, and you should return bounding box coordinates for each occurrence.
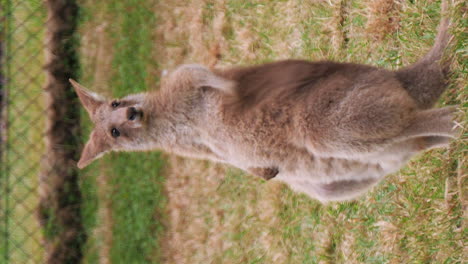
[1,0,85,263]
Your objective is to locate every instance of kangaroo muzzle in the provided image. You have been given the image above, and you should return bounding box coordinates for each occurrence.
[127,106,143,121]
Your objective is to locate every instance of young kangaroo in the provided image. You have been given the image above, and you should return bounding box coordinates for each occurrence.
[72,0,458,202]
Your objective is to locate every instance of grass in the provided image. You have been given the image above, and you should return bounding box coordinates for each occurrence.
[79,0,165,263]
[0,0,46,263]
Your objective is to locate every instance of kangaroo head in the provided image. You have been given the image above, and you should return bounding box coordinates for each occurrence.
[70,79,151,168]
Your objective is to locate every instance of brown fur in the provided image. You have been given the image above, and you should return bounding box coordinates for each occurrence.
[72,0,458,202]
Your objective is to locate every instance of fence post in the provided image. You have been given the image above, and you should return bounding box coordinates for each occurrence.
[38,0,86,263]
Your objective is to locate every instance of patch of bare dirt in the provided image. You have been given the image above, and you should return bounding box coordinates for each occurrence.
[365,0,401,41]
[80,10,115,264]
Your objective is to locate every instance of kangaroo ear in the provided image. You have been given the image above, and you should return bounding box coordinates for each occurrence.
[78,129,111,169]
[201,72,236,95]
[171,64,236,95]
[70,79,106,118]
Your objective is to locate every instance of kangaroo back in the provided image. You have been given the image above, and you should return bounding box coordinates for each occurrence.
[396,0,452,109]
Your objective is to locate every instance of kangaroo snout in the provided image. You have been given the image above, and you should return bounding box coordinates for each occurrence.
[127,106,143,121]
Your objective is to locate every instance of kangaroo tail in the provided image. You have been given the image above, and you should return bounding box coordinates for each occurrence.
[396,0,452,109]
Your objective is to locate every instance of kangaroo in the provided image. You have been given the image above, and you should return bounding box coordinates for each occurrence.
[71,0,458,202]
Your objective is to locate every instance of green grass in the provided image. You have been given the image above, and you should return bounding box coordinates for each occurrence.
[105,1,165,261]
[79,0,165,263]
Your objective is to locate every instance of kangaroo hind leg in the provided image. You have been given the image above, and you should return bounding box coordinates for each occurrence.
[418,136,452,150]
[310,178,381,202]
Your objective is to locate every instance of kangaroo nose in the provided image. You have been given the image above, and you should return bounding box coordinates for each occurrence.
[127,107,140,121]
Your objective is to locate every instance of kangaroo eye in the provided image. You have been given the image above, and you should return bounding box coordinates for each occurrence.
[111,128,120,138]
[111,101,120,108]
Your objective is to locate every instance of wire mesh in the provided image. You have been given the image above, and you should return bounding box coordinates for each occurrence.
[1,0,84,263]
[1,0,47,263]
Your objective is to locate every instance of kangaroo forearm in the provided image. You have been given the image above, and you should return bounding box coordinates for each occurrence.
[248,167,279,180]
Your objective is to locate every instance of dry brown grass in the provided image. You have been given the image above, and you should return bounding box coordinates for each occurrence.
[162,157,226,263]
[80,15,114,93]
[329,0,350,54]
[92,173,114,264]
[154,0,226,68]
[154,0,333,66]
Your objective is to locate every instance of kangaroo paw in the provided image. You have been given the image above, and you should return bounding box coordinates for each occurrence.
[248,167,279,180]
